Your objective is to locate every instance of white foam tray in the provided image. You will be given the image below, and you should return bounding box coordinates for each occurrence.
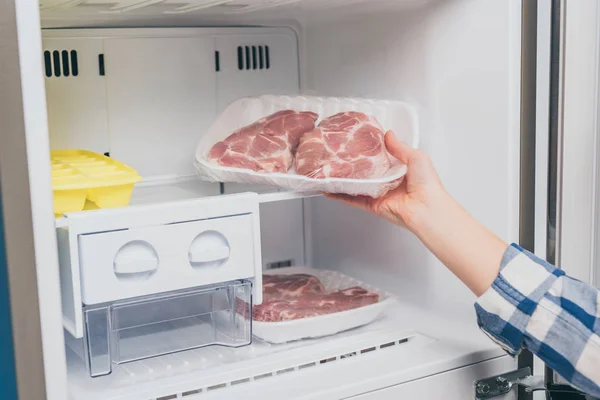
[194,95,420,198]
[252,267,396,344]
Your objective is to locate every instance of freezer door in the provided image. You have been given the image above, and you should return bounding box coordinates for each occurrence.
[0,1,68,399]
[542,0,600,393]
[557,0,600,286]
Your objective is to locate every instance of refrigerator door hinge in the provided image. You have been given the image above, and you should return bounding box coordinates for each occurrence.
[474,368,596,399]
[474,367,543,399]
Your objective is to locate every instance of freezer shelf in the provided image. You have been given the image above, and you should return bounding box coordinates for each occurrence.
[82,281,252,377]
[55,177,319,228]
[66,301,505,400]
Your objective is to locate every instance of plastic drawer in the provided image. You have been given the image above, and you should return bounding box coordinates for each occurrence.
[78,213,256,304]
[83,280,252,377]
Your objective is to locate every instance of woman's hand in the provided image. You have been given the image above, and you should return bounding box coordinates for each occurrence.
[325,131,448,233]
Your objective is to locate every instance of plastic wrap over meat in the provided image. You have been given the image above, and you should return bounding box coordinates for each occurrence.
[194,95,419,198]
[208,110,318,173]
[295,112,391,180]
[242,267,395,343]
[254,286,380,322]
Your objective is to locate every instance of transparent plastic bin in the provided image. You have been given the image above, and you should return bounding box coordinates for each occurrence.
[83,280,252,377]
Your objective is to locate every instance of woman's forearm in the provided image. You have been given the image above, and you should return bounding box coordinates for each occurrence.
[408,189,507,296]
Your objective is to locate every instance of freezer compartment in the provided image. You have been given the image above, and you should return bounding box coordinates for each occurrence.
[83,280,252,377]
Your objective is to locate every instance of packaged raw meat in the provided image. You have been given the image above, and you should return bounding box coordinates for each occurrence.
[253,286,380,322]
[262,273,325,301]
[194,95,419,198]
[208,110,318,173]
[295,112,391,179]
[248,267,395,343]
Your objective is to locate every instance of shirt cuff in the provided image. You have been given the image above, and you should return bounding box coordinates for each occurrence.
[474,243,565,356]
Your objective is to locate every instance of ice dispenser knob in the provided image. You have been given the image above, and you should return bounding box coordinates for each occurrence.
[189,230,230,268]
[113,240,159,280]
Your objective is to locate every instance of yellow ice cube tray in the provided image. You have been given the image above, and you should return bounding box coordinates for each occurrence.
[51,150,142,216]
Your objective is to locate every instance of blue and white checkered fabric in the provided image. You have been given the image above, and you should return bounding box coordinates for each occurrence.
[475,244,600,397]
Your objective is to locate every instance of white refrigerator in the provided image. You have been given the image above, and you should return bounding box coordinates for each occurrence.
[0,0,598,399]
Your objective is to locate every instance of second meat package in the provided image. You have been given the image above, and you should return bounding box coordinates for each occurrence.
[194,95,420,198]
[240,267,395,344]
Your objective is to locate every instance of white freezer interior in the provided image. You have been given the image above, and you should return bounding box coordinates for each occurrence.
[38,0,521,399]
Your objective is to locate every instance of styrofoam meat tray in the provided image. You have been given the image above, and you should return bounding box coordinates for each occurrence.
[252,266,396,344]
[194,95,420,198]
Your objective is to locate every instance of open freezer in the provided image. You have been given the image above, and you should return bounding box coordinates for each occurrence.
[0,0,555,399]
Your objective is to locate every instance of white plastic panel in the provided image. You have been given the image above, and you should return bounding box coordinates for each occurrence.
[215,31,300,194]
[78,214,256,304]
[44,38,110,153]
[104,36,217,178]
[259,199,305,269]
[215,33,299,111]
[43,27,300,196]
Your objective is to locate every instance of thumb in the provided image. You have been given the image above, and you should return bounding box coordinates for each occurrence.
[384,131,415,165]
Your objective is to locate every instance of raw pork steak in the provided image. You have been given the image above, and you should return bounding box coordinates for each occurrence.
[295,112,391,179]
[262,274,325,302]
[208,110,318,173]
[249,273,380,322]
[253,286,379,322]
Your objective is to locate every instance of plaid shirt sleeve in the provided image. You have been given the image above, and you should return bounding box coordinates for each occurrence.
[475,243,600,397]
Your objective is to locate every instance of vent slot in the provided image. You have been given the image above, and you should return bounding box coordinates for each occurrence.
[360,346,376,354]
[61,50,70,77]
[157,395,177,400]
[320,356,336,364]
[52,50,61,77]
[236,45,270,71]
[237,46,244,70]
[277,367,295,375]
[266,259,293,269]
[44,51,52,77]
[251,46,258,69]
[182,389,201,396]
[43,49,78,78]
[245,46,251,70]
[254,372,272,380]
[98,54,105,76]
[265,45,270,69]
[207,383,227,391]
[259,46,264,69]
[71,50,79,76]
